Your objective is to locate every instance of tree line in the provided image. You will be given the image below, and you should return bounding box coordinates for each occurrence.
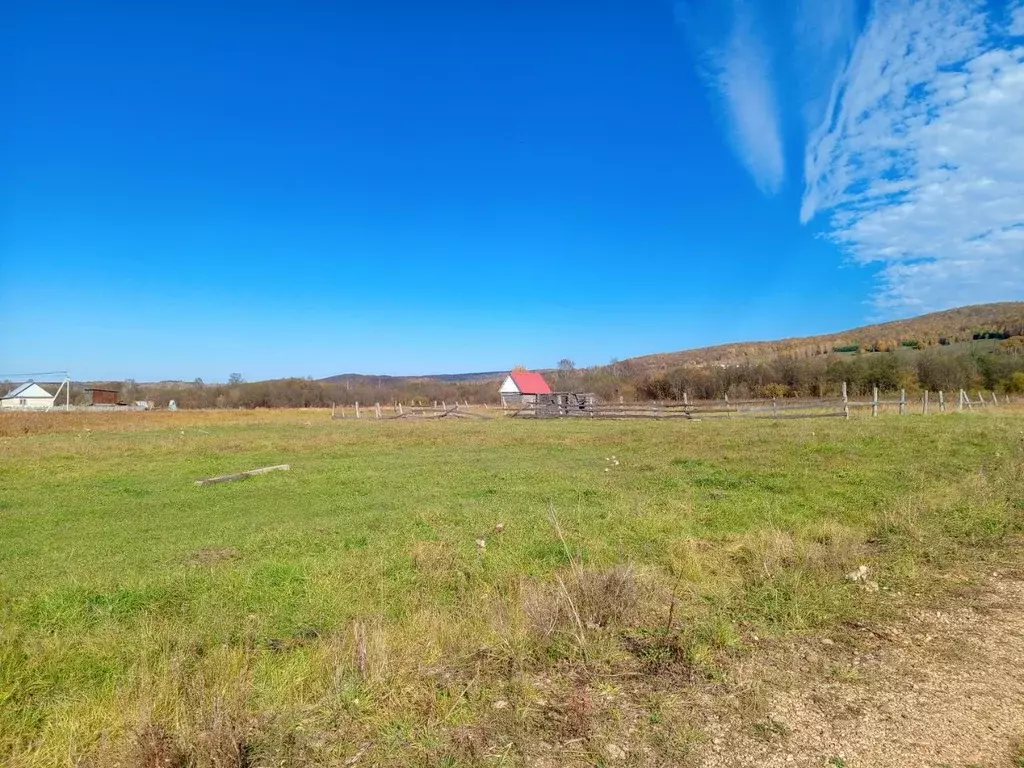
[627,341,1024,401]
[58,375,501,410]
[25,335,1022,411]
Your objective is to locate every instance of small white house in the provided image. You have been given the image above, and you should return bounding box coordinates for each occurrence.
[1,382,56,410]
[499,370,552,405]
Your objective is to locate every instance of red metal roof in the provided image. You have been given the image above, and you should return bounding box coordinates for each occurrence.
[509,371,552,394]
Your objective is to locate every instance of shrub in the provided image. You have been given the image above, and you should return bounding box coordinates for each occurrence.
[1006,372,1024,394]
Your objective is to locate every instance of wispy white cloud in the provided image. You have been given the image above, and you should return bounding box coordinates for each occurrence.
[680,0,785,195]
[1011,2,1024,36]
[802,0,1024,312]
[679,0,1024,313]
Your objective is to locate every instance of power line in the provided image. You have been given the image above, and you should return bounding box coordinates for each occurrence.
[0,371,69,379]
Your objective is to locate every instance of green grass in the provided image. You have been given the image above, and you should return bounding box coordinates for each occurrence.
[1,411,1023,766]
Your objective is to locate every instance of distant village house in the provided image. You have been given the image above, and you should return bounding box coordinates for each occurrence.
[499,370,552,405]
[1,382,56,410]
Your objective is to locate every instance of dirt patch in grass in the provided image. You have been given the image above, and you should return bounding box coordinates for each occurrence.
[186,548,240,566]
[697,574,1024,767]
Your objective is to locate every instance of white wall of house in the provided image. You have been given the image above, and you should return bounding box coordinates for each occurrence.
[499,375,520,394]
[1,383,56,410]
[0,396,55,409]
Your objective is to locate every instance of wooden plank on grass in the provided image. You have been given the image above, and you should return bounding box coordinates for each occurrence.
[195,465,291,486]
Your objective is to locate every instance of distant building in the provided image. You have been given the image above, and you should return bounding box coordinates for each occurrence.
[1,382,56,410]
[499,370,552,405]
[86,388,120,406]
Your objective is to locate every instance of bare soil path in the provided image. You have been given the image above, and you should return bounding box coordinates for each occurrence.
[700,577,1024,768]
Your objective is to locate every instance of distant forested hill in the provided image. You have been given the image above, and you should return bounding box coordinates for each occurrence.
[620,302,1024,374]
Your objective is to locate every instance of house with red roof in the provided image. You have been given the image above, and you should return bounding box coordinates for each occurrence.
[499,370,552,405]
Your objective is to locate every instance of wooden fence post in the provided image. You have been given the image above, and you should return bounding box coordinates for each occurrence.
[899,389,906,416]
[772,397,778,419]
[977,390,985,407]
[923,390,929,415]
[991,391,998,407]
[332,402,336,418]
[724,393,730,417]
[355,402,361,419]
[398,402,404,416]
[375,403,382,419]
[842,381,849,419]
[683,392,689,406]
[872,386,878,417]
[939,390,945,413]
[442,401,446,411]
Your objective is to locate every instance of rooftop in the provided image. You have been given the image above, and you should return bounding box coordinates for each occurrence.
[509,371,552,395]
[2,381,53,399]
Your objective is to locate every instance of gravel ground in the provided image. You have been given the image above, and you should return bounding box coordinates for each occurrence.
[698,576,1024,767]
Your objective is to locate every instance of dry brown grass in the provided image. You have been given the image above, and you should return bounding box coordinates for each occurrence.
[521,566,642,647]
[131,725,188,768]
[727,524,865,586]
[0,408,328,437]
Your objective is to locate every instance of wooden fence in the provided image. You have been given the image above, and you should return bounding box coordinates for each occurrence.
[506,386,1015,421]
[330,400,488,420]
[327,388,1015,422]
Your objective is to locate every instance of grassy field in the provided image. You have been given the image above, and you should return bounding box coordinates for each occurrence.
[1,409,1023,767]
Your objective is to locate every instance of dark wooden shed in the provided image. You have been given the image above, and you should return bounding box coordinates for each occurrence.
[532,392,597,417]
[86,388,120,406]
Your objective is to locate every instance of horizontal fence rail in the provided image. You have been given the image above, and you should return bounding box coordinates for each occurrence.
[329,401,489,420]
[507,401,844,420]
[504,386,1014,421]
[314,387,1015,422]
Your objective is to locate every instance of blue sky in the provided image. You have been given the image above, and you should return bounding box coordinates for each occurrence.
[2,1,1022,381]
